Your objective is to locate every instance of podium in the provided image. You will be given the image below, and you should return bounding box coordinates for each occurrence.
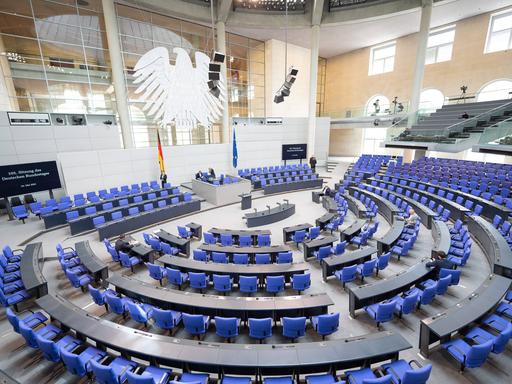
[239,193,252,210]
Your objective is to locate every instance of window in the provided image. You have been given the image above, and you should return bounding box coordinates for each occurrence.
[419,89,445,111]
[365,95,390,116]
[425,25,455,64]
[369,42,395,75]
[476,80,512,102]
[485,9,512,53]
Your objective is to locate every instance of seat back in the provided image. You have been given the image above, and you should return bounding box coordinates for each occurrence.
[212,252,227,263]
[255,253,271,264]
[277,251,293,263]
[282,317,306,338]
[203,232,216,244]
[166,268,184,285]
[89,285,106,306]
[401,363,432,384]
[293,230,306,242]
[126,301,149,324]
[258,234,271,246]
[316,313,340,335]
[436,275,452,295]
[341,264,358,281]
[151,308,178,330]
[239,275,257,292]
[146,263,164,280]
[189,272,207,288]
[249,317,272,339]
[376,301,396,322]
[317,246,331,260]
[90,359,118,384]
[215,316,238,338]
[220,234,233,246]
[419,285,437,305]
[183,313,207,333]
[401,292,419,315]
[238,235,252,246]
[193,249,208,262]
[105,292,126,314]
[492,322,512,353]
[466,340,493,368]
[309,226,320,239]
[60,348,87,376]
[362,258,377,276]
[377,252,390,270]
[213,274,232,291]
[19,321,39,348]
[36,334,62,362]
[177,226,189,238]
[266,275,285,292]
[292,273,311,291]
[233,253,249,264]
[6,308,21,333]
[439,268,460,285]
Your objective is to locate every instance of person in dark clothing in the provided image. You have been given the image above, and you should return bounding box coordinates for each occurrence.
[195,170,203,180]
[426,251,455,278]
[461,112,469,119]
[160,171,167,188]
[208,168,216,180]
[309,156,317,173]
[115,234,133,254]
[322,185,332,197]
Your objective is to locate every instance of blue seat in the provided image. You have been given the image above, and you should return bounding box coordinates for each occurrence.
[221,376,251,384]
[292,272,311,293]
[238,235,252,247]
[146,262,166,285]
[345,368,392,384]
[12,205,29,223]
[165,267,189,290]
[66,210,79,221]
[311,313,340,340]
[183,313,210,337]
[248,317,272,343]
[258,234,271,247]
[90,357,137,384]
[19,321,61,348]
[213,274,233,294]
[203,232,216,244]
[65,270,93,291]
[277,251,293,263]
[36,333,81,363]
[120,251,140,272]
[381,359,432,384]
[178,226,193,238]
[393,290,419,318]
[305,373,342,384]
[442,338,493,371]
[212,252,228,263]
[416,284,437,308]
[233,253,249,264]
[126,301,154,327]
[239,275,258,293]
[308,226,320,240]
[85,206,97,215]
[60,345,107,377]
[215,316,240,341]
[126,366,172,384]
[292,230,306,247]
[365,299,397,327]
[111,211,123,221]
[105,291,132,316]
[88,285,109,310]
[266,275,285,295]
[439,268,461,285]
[220,234,233,246]
[189,272,208,292]
[128,207,139,216]
[151,307,182,334]
[255,253,271,264]
[148,237,161,252]
[6,308,47,334]
[160,242,178,255]
[356,258,377,281]
[263,377,293,384]
[376,252,390,275]
[180,372,209,383]
[331,241,346,255]
[465,322,512,354]
[282,316,306,342]
[314,246,331,261]
[193,249,208,262]
[334,264,357,288]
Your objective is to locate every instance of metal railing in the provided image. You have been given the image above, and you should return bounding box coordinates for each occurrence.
[477,117,512,146]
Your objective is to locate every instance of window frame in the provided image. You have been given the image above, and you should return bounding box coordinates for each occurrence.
[425,25,456,65]
[368,41,396,76]
[484,8,512,54]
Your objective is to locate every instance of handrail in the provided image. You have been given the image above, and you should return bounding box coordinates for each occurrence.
[442,100,512,136]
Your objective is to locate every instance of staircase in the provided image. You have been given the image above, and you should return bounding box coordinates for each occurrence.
[326,160,338,173]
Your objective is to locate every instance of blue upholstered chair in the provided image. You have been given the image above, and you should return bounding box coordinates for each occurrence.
[239,275,258,293]
[442,338,493,371]
[375,252,390,275]
[314,246,331,261]
[266,275,285,295]
[105,291,132,317]
[365,299,397,327]
[203,232,216,244]
[189,272,208,292]
[334,265,357,288]
[248,317,272,343]
[178,226,193,238]
[292,230,307,247]
[88,285,109,310]
[165,267,189,290]
[60,345,106,377]
[393,290,419,318]
[282,316,306,342]
[233,253,249,264]
[90,356,137,384]
[292,272,311,293]
[258,234,271,247]
[356,258,377,281]
[126,366,172,384]
[119,251,140,273]
[238,235,252,247]
[213,274,233,294]
[215,316,240,342]
[126,301,154,327]
[345,368,392,384]
[146,262,166,285]
[36,333,81,363]
[212,252,228,264]
[255,253,271,265]
[464,322,512,354]
[151,307,182,335]
[311,313,340,340]
[308,226,320,240]
[220,234,233,246]
[381,359,432,384]
[277,251,293,263]
[6,308,47,334]
[331,241,346,255]
[193,249,208,262]
[183,313,210,338]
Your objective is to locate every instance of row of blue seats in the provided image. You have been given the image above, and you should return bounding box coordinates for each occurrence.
[104,241,175,273]
[335,252,391,287]
[0,246,30,308]
[56,244,94,291]
[238,163,310,177]
[150,265,311,294]
[193,249,294,264]
[89,286,332,341]
[259,174,319,187]
[249,169,314,181]
[364,269,460,327]
[352,191,378,219]
[442,291,512,371]
[203,232,271,247]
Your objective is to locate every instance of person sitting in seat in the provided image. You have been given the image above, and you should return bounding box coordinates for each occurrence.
[426,251,455,277]
[405,208,419,228]
[195,170,204,180]
[115,234,133,253]
[460,112,469,119]
[208,167,216,179]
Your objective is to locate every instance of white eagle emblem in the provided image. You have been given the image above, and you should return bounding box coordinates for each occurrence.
[133,47,226,129]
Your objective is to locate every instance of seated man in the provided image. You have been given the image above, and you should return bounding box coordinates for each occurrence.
[195,170,203,180]
[322,185,332,198]
[115,234,134,253]
[426,251,455,278]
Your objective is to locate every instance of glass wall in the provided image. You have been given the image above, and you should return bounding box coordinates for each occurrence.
[0,0,114,114]
[115,3,265,147]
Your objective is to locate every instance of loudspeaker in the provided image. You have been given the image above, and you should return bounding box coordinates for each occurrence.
[209,63,221,72]
[208,72,220,81]
[274,94,284,103]
[212,51,225,64]
[273,67,299,104]
[208,51,226,98]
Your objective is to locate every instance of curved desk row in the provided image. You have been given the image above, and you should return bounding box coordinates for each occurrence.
[37,294,411,377]
[244,203,295,227]
[197,243,291,263]
[340,219,367,242]
[158,255,308,283]
[383,174,512,221]
[321,247,378,281]
[303,235,338,261]
[370,179,470,222]
[155,229,191,256]
[315,213,337,230]
[363,183,436,229]
[209,228,271,245]
[97,199,201,240]
[282,223,313,243]
[42,187,175,229]
[348,258,437,317]
[466,215,512,278]
[419,274,511,356]
[263,178,323,195]
[344,194,368,219]
[68,192,183,235]
[75,241,108,281]
[322,196,338,213]
[431,220,451,258]
[20,242,47,299]
[349,187,401,224]
[107,274,333,320]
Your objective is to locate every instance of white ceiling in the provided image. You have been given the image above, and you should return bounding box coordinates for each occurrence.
[228,0,512,58]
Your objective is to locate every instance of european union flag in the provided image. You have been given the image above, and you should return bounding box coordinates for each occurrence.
[232,128,238,168]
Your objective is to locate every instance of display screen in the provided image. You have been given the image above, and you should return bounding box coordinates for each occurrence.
[282,144,307,160]
[0,161,61,197]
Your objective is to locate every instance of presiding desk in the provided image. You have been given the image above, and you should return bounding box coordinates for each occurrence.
[321,247,378,281]
[263,178,323,195]
[107,274,333,320]
[340,219,367,242]
[155,229,191,256]
[466,215,512,278]
[198,243,291,263]
[158,255,308,283]
[348,258,437,317]
[244,203,295,227]
[75,241,108,281]
[192,177,251,206]
[97,199,201,240]
[20,242,48,299]
[419,274,511,356]
[37,294,410,377]
[303,235,338,261]
[209,228,271,245]
[282,223,313,243]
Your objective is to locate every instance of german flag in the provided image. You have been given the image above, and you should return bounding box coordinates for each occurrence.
[157,130,165,173]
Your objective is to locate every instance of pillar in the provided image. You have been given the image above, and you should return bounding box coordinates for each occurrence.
[216,21,230,145]
[102,0,134,148]
[307,24,320,160]
[407,0,433,128]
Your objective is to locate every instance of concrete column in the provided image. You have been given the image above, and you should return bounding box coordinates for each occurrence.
[414,149,427,161]
[407,0,433,128]
[403,149,415,164]
[216,21,230,144]
[307,24,320,159]
[102,0,133,148]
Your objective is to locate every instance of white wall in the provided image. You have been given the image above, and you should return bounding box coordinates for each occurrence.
[265,39,312,118]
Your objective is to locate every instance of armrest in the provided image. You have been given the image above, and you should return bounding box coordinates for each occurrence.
[409,359,423,369]
[117,363,134,383]
[62,246,75,252]
[12,249,24,255]
[446,344,466,361]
